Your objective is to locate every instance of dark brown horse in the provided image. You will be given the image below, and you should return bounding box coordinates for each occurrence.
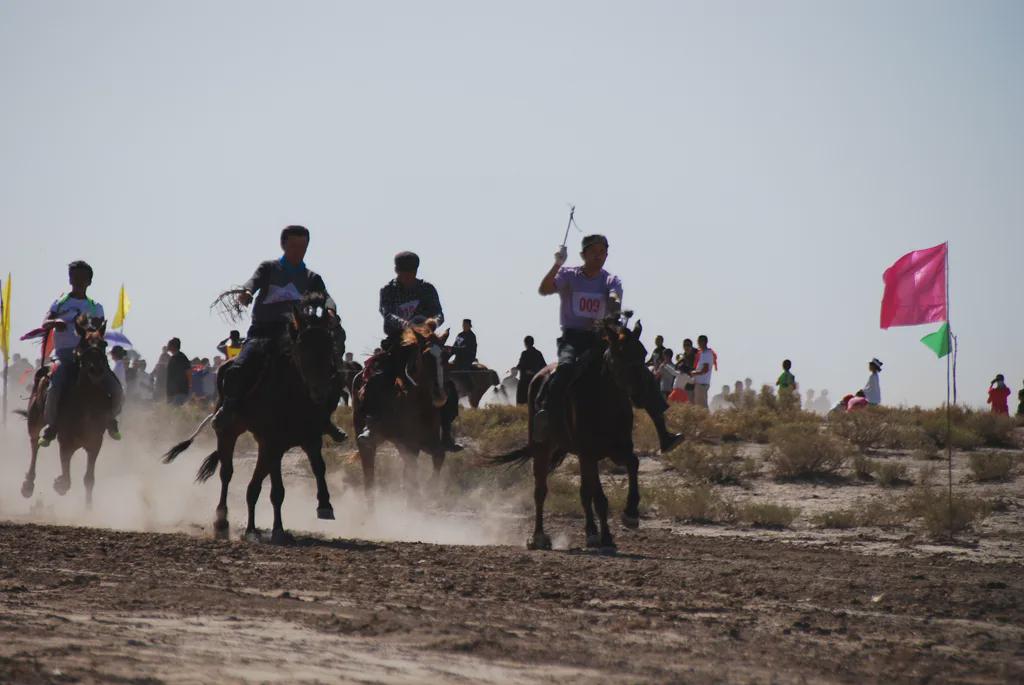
[351,321,450,494]
[448,363,500,408]
[19,316,115,507]
[163,293,340,544]
[491,317,648,551]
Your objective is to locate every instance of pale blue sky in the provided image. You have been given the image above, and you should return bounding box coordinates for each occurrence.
[2,1,1021,408]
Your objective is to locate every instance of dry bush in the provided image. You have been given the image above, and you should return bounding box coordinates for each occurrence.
[968,413,1018,448]
[648,484,734,523]
[967,452,1018,483]
[814,509,858,529]
[853,454,877,480]
[906,407,983,450]
[873,461,910,487]
[456,405,529,454]
[767,423,852,480]
[828,409,892,451]
[665,443,758,485]
[736,502,800,528]
[905,485,991,538]
[912,444,942,461]
[814,498,906,529]
[541,472,638,518]
[714,406,819,444]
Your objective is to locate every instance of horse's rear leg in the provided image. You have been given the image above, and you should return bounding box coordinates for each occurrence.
[399,448,420,504]
[528,447,552,551]
[53,443,74,496]
[581,458,614,550]
[621,452,641,529]
[244,448,271,542]
[268,457,292,545]
[83,447,99,509]
[580,459,599,547]
[304,440,334,520]
[214,431,238,537]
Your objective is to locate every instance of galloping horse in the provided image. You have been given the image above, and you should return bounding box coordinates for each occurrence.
[19,315,116,507]
[351,321,450,494]
[448,363,500,408]
[491,316,649,551]
[163,293,341,544]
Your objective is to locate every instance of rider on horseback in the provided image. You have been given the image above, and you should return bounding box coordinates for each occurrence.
[214,225,347,442]
[359,251,462,451]
[535,235,683,452]
[38,261,123,447]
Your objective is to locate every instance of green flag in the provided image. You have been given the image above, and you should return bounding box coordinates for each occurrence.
[920,322,951,358]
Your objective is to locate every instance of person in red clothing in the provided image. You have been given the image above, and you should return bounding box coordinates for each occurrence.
[987,374,1011,415]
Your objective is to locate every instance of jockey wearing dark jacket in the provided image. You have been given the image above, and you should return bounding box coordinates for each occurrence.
[214,226,347,442]
[360,251,462,451]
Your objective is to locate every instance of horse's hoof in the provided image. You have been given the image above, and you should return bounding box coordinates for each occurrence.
[214,526,230,541]
[213,517,230,532]
[243,529,262,543]
[621,513,640,529]
[20,481,34,498]
[53,476,70,496]
[316,506,335,520]
[599,543,618,555]
[586,533,602,548]
[527,533,552,551]
[270,530,295,546]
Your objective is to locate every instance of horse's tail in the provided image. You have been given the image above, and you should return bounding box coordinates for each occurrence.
[12,409,28,420]
[162,412,216,464]
[487,445,533,469]
[195,451,221,483]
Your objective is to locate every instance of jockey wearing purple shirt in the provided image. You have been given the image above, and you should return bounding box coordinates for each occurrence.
[536,234,682,452]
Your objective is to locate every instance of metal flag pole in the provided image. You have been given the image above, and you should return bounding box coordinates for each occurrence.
[945,242,953,531]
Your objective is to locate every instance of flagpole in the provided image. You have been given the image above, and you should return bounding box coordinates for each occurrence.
[945,242,953,531]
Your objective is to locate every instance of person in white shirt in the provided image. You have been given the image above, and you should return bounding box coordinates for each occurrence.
[863,358,883,405]
[110,346,128,390]
[654,349,678,396]
[691,334,714,409]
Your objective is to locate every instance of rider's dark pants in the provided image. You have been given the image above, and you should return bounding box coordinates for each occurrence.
[44,348,123,428]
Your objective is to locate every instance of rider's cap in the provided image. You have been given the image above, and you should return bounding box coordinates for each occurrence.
[581,234,608,251]
[394,251,420,272]
[67,260,94,279]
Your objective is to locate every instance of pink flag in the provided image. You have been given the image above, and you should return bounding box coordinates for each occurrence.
[880,242,947,329]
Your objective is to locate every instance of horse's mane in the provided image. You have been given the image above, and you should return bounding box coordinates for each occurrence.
[400,318,439,347]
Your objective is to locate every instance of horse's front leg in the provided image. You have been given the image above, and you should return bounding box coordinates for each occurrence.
[579,458,599,547]
[528,445,552,551]
[83,444,100,509]
[53,442,74,496]
[581,457,614,551]
[214,429,239,538]
[22,436,40,499]
[303,438,334,520]
[268,454,292,545]
[399,446,420,504]
[244,445,271,542]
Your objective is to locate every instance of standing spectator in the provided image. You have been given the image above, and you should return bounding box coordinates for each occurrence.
[677,338,698,401]
[733,380,745,405]
[805,388,818,413]
[863,358,883,406]
[654,348,678,397]
[217,330,245,360]
[131,358,152,402]
[165,338,191,405]
[647,335,665,368]
[691,334,714,409]
[710,384,732,412]
[743,377,756,405]
[816,389,833,415]
[1018,381,1024,417]
[110,345,128,390]
[339,352,363,406]
[987,375,1010,415]
[776,359,799,411]
[152,345,169,397]
[515,336,547,406]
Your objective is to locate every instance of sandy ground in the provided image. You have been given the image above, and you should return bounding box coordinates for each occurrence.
[1,411,1023,683]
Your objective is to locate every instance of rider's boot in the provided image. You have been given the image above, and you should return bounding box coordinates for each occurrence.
[534,368,568,443]
[441,420,463,452]
[38,425,58,448]
[107,418,122,441]
[324,420,347,443]
[649,410,684,453]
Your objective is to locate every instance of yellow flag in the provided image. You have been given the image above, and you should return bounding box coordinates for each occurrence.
[112,283,131,329]
[1,273,11,363]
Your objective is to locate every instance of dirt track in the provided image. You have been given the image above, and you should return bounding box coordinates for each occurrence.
[2,519,1022,684]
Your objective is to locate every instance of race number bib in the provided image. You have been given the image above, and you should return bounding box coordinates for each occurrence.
[397,299,420,320]
[571,291,606,319]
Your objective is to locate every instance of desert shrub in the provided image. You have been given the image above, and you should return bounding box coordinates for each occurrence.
[544,474,581,516]
[967,452,1018,483]
[853,454,877,480]
[714,406,819,444]
[873,461,910,487]
[905,485,991,538]
[758,385,778,411]
[767,423,852,480]
[665,443,758,485]
[910,407,983,450]
[648,484,734,523]
[737,502,800,528]
[815,509,858,529]
[968,413,1018,448]
[815,498,906,529]
[828,409,892,451]
[912,444,942,461]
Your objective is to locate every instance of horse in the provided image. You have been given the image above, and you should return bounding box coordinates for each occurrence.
[19,315,115,507]
[351,321,450,495]
[490,317,649,551]
[162,293,341,544]
[448,363,500,408]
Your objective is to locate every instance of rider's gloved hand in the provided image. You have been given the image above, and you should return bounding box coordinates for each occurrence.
[237,290,253,306]
[554,245,568,266]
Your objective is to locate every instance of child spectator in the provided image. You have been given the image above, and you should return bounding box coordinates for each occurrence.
[987,375,1010,415]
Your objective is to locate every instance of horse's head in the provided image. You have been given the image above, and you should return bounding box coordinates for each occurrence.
[601,316,648,395]
[73,315,109,384]
[290,293,339,405]
[400,319,449,408]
